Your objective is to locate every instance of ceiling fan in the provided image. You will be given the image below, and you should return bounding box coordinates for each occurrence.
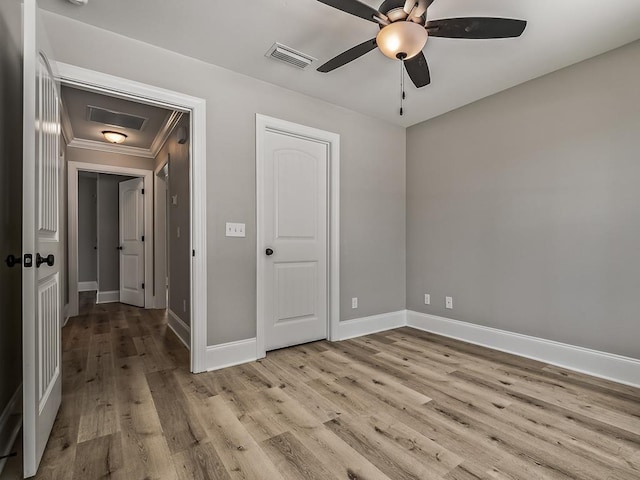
[316,0,527,89]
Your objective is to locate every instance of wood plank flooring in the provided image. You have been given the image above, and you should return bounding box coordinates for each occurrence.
[35,294,640,479]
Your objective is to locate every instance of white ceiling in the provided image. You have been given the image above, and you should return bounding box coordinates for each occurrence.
[41,0,640,127]
[61,86,173,148]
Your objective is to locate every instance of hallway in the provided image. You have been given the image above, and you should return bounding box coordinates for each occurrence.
[34,295,640,479]
[35,294,189,479]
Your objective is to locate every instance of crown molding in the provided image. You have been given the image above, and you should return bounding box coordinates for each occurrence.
[150,110,183,157]
[60,101,74,144]
[67,137,155,158]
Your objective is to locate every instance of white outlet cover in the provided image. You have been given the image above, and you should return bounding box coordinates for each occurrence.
[424,294,430,305]
[445,296,453,309]
[351,297,358,309]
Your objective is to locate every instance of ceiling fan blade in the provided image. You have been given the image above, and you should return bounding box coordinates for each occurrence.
[404,51,431,88]
[426,17,527,39]
[317,0,383,23]
[317,38,378,73]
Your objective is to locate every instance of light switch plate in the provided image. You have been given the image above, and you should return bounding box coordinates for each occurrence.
[445,296,453,309]
[226,222,246,237]
[424,294,430,305]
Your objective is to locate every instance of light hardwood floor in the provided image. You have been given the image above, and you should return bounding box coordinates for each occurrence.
[35,294,640,479]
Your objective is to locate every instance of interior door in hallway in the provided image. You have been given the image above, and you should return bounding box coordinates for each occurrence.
[260,129,329,351]
[119,177,145,307]
[22,0,63,475]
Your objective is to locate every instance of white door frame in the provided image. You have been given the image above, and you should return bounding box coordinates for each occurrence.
[154,156,169,311]
[255,114,340,359]
[68,162,151,311]
[58,63,208,373]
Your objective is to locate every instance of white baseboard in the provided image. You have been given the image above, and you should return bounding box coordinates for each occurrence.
[406,310,640,389]
[332,310,406,341]
[168,309,190,350]
[201,308,639,388]
[78,281,98,292]
[206,338,257,372]
[96,290,119,304]
[0,384,22,474]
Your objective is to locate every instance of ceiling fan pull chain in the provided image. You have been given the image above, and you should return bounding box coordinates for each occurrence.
[400,60,405,116]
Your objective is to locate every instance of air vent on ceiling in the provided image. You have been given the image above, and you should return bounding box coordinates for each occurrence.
[265,42,316,69]
[86,105,148,131]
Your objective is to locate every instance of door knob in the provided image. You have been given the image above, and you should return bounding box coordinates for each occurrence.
[36,253,55,268]
[5,255,21,268]
[265,248,274,256]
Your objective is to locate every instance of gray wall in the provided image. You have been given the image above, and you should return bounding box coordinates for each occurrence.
[44,12,407,346]
[0,0,23,443]
[97,174,135,292]
[77,174,97,284]
[407,40,640,359]
[155,117,191,324]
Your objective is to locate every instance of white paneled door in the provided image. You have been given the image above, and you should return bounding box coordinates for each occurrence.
[23,1,63,476]
[260,128,329,351]
[119,177,145,307]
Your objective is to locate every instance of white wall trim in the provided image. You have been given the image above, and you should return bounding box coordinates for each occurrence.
[168,309,190,350]
[0,384,22,474]
[153,156,168,310]
[96,290,119,304]
[333,310,407,341]
[68,161,153,316]
[255,114,340,359]
[149,111,183,157]
[407,311,640,389]
[77,281,98,292]
[57,62,208,373]
[68,138,155,158]
[206,338,258,372]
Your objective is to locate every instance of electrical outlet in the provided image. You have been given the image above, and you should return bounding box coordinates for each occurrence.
[351,297,358,309]
[445,296,453,309]
[424,293,431,305]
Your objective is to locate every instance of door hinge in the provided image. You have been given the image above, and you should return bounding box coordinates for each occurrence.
[141,235,145,242]
[192,249,195,257]
[142,283,145,289]
[141,188,145,194]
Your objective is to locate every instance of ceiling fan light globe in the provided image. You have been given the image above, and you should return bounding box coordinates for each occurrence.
[376,21,428,60]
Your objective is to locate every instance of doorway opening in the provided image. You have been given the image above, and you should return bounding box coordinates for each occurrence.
[58,63,207,372]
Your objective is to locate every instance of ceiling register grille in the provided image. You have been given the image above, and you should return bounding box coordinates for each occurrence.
[265,42,316,69]
[87,105,148,131]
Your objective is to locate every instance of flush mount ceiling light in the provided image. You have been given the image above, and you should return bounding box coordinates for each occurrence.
[102,131,128,144]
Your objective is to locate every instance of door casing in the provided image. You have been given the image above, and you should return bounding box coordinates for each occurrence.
[256,114,340,359]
